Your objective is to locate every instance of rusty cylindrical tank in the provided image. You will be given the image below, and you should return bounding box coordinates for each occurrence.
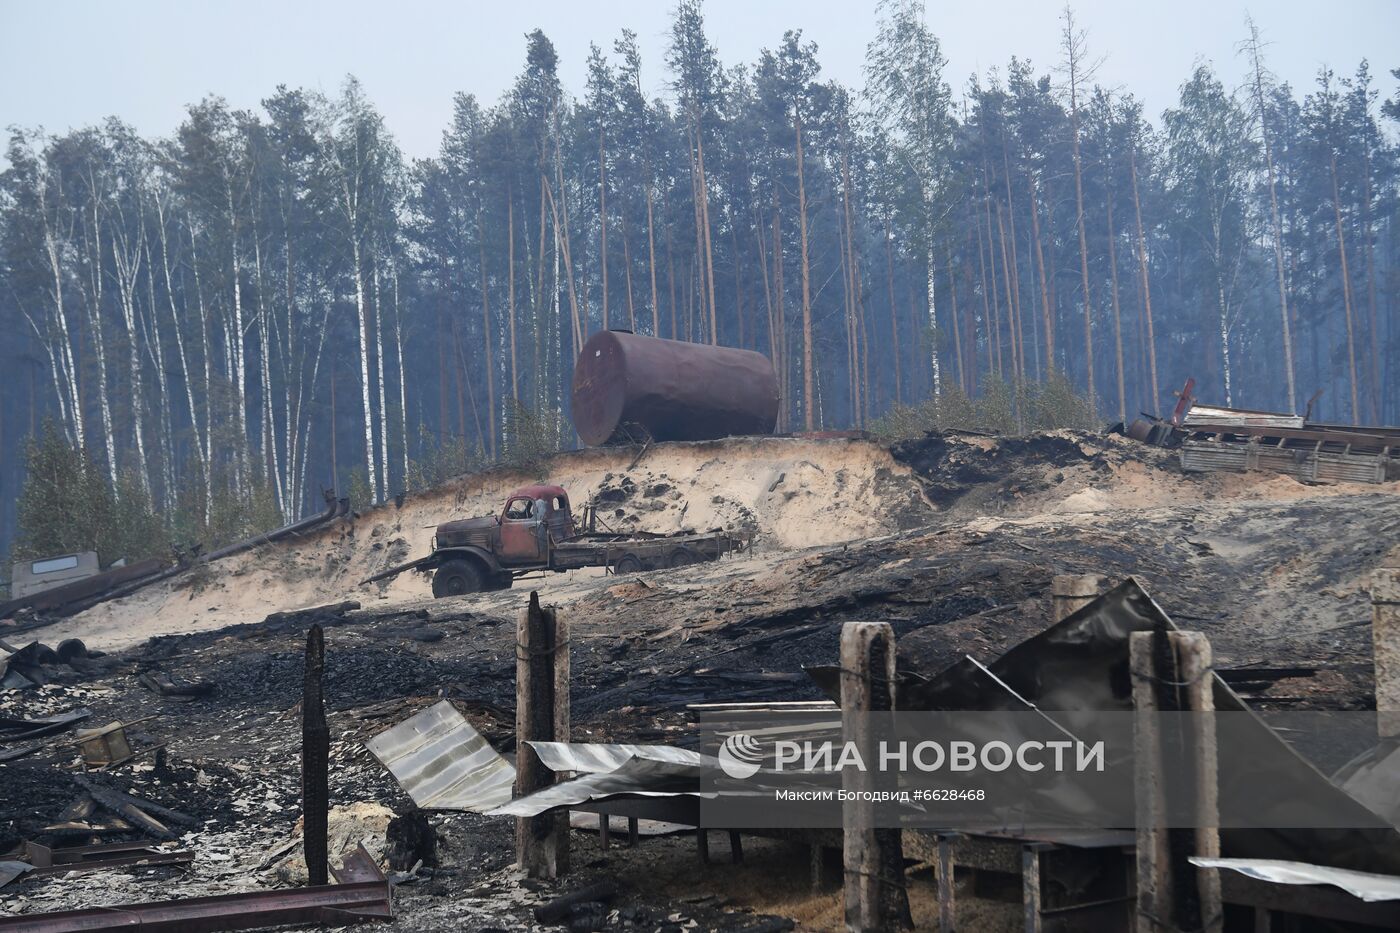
[571,330,779,446]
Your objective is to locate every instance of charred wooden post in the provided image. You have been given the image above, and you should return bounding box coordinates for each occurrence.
[840,621,914,932]
[1051,574,1106,622]
[385,810,436,871]
[1371,569,1400,739]
[515,591,570,879]
[934,834,958,932]
[1022,844,1050,933]
[301,624,329,887]
[1130,631,1221,933]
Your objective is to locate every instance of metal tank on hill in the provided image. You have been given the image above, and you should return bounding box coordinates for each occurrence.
[570,330,780,446]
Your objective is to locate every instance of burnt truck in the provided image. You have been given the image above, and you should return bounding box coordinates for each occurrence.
[363,485,749,598]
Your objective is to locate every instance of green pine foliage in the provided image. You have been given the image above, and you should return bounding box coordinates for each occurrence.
[871,373,1097,440]
[13,421,285,565]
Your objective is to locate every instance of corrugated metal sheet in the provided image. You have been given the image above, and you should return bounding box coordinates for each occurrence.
[1190,858,1400,903]
[486,757,720,818]
[364,701,514,811]
[530,741,708,774]
[1183,405,1304,429]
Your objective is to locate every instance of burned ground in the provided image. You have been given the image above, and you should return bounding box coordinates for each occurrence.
[3,430,1398,930]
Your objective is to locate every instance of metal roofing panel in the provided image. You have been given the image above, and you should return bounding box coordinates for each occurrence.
[364,701,514,812]
[1191,858,1400,903]
[1183,405,1304,429]
[529,741,708,774]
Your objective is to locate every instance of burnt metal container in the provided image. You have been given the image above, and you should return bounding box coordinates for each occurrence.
[571,330,779,446]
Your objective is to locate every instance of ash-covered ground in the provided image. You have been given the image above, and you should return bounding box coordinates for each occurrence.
[3,430,1398,931]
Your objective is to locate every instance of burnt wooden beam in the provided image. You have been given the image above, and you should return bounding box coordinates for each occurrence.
[1372,569,1400,740]
[841,621,913,932]
[1130,630,1221,933]
[302,623,329,886]
[1051,574,1106,622]
[515,591,570,879]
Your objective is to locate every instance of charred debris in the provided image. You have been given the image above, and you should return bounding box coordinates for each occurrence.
[1123,378,1400,486]
[3,400,1400,931]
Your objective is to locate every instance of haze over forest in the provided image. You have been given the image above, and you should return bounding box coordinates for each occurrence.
[1,0,1397,563]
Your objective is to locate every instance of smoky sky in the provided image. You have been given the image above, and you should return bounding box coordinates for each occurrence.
[1,0,1395,158]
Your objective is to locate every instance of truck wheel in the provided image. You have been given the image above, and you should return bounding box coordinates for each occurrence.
[667,547,702,569]
[432,560,482,598]
[614,553,644,575]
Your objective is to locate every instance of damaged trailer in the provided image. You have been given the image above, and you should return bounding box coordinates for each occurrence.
[1125,386,1400,485]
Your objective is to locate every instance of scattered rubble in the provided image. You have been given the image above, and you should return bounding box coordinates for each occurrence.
[3,427,1400,930]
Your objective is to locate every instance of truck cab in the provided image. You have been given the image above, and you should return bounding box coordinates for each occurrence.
[361,482,745,599]
[429,485,574,596]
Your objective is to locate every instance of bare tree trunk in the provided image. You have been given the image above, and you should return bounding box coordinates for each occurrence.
[393,268,409,483]
[996,202,1020,384]
[947,249,966,395]
[1106,191,1127,423]
[1129,147,1160,413]
[646,177,660,337]
[1001,142,1027,383]
[507,184,519,400]
[773,194,787,431]
[980,163,1004,378]
[1330,150,1360,421]
[1361,142,1382,422]
[840,152,859,424]
[140,235,176,512]
[1247,22,1298,412]
[757,204,776,362]
[111,212,152,497]
[36,176,84,447]
[351,233,379,502]
[883,216,902,404]
[1063,9,1095,408]
[79,188,119,488]
[696,133,718,345]
[795,113,815,430]
[227,188,250,490]
[253,234,285,512]
[189,216,215,518]
[1028,168,1055,375]
[623,211,637,331]
[598,129,609,330]
[478,215,496,458]
[973,202,994,378]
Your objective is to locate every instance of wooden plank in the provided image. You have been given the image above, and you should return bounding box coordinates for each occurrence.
[1051,575,1105,622]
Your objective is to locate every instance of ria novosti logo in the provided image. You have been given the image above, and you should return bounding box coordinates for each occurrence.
[718,733,765,779]
[715,732,1105,780]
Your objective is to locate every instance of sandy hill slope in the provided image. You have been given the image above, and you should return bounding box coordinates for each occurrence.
[52,436,931,649]
[41,429,1400,652]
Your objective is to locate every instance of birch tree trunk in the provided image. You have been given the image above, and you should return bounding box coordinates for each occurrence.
[373,258,391,494]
